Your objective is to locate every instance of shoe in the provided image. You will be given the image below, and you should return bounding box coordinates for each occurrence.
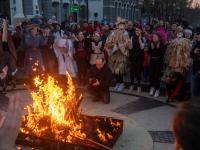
[129,85,134,92]
[149,87,155,96]
[114,83,120,91]
[154,90,160,98]
[0,66,8,80]
[11,68,18,76]
[137,87,142,93]
[117,83,125,92]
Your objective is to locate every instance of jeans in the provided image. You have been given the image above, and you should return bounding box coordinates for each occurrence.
[0,52,17,73]
[87,85,110,104]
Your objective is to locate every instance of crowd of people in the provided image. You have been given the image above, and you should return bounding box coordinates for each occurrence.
[0,15,200,103]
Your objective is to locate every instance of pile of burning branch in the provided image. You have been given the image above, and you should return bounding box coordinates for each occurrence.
[17,74,123,150]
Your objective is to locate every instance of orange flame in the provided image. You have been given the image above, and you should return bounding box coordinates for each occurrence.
[20,73,86,142]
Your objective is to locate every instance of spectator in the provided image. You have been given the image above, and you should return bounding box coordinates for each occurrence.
[0,18,18,89]
[90,32,105,66]
[149,33,165,97]
[191,32,200,97]
[24,24,45,81]
[87,58,113,104]
[74,31,90,86]
[40,24,58,75]
[173,100,200,150]
[129,26,146,92]
[126,21,134,38]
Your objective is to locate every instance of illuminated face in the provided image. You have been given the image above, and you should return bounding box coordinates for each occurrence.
[135,28,141,36]
[78,32,84,41]
[93,35,100,41]
[31,27,38,36]
[152,34,159,42]
[96,59,104,70]
[117,24,125,33]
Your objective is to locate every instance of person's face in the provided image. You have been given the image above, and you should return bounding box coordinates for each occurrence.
[135,28,141,36]
[127,21,133,30]
[77,24,81,29]
[78,32,84,41]
[152,34,159,42]
[197,34,200,41]
[96,27,100,32]
[44,28,50,35]
[63,34,68,39]
[145,25,150,31]
[117,24,125,33]
[172,24,177,31]
[89,23,93,27]
[104,25,109,31]
[31,27,38,36]
[56,25,60,31]
[83,23,88,28]
[93,35,100,41]
[185,33,191,39]
[110,23,114,28]
[96,60,104,70]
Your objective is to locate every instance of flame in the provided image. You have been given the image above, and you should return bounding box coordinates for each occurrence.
[20,73,86,142]
[96,128,113,143]
[32,60,39,72]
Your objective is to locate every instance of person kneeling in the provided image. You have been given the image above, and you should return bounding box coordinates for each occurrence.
[87,58,113,104]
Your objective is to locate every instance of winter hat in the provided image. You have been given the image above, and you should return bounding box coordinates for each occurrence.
[93,31,101,38]
[57,39,67,48]
[184,29,193,35]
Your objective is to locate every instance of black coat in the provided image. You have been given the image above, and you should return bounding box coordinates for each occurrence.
[87,64,113,91]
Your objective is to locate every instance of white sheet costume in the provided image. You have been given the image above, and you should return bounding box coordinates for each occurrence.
[53,38,77,77]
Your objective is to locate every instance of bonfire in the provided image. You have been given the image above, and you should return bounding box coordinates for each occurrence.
[17,74,123,150]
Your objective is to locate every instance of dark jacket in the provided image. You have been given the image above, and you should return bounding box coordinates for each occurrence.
[87,64,113,90]
[192,40,200,75]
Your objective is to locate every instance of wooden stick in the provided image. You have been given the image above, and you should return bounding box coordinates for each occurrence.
[85,138,112,150]
[69,133,112,150]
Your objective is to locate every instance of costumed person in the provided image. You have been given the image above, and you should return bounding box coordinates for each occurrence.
[148,33,165,97]
[24,24,45,83]
[105,17,130,92]
[162,35,192,102]
[53,37,77,81]
[0,18,18,90]
[52,23,64,39]
[74,31,90,86]
[129,25,146,93]
[39,24,58,75]
[90,31,105,66]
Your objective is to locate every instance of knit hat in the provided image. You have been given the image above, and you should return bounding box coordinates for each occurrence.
[56,39,67,48]
[93,31,101,38]
[184,29,193,35]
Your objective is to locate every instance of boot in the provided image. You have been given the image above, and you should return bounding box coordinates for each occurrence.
[149,87,155,96]
[154,90,160,98]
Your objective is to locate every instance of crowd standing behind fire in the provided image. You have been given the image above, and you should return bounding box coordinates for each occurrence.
[0,15,200,102]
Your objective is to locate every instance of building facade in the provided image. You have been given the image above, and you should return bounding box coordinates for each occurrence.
[4,0,143,25]
[88,0,144,22]
[103,0,144,22]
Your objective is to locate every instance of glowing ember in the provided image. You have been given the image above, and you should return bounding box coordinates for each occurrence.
[20,73,86,143]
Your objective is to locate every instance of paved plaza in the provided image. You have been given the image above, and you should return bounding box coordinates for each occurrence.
[0,83,177,150]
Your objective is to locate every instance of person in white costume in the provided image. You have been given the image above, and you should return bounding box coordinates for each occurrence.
[53,38,77,78]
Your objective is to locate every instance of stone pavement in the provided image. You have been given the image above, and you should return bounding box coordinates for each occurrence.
[0,85,177,150]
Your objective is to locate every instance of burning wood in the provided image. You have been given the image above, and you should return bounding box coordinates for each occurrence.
[17,74,123,150]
